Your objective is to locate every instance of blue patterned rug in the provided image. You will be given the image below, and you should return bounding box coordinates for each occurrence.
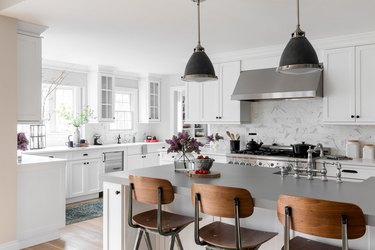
[66,199,103,225]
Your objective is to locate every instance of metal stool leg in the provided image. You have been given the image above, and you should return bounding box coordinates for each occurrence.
[169,235,176,250]
[133,229,144,250]
[144,231,153,250]
[175,234,183,250]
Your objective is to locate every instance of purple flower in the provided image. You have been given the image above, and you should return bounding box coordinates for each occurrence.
[165,131,203,154]
[17,132,29,151]
[206,133,224,143]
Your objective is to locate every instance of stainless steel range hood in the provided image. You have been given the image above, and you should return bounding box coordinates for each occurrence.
[231,68,323,101]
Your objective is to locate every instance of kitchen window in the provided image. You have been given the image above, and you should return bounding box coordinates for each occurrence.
[110,88,138,131]
[42,84,82,133]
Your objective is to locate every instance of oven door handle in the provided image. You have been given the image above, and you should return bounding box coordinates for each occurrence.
[102,153,106,163]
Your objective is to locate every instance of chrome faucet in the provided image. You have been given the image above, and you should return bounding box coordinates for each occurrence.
[313,143,324,157]
[306,147,314,180]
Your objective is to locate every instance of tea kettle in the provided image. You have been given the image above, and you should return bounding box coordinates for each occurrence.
[246,139,263,151]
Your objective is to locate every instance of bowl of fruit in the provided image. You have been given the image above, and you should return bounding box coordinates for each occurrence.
[194,155,215,172]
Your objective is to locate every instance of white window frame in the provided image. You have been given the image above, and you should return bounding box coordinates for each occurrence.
[42,83,83,134]
[110,87,138,131]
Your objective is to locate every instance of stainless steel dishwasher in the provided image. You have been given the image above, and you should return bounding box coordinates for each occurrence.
[103,151,124,173]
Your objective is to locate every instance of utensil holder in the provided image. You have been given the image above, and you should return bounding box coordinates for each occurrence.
[230,140,240,153]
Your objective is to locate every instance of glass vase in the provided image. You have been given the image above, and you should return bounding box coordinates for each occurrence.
[174,151,194,172]
[73,127,81,146]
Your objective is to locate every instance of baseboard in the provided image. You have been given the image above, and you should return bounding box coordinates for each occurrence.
[18,230,60,249]
[0,240,19,250]
[66,193,99,204]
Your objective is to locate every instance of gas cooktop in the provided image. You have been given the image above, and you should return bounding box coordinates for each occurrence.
[232,145,319,159]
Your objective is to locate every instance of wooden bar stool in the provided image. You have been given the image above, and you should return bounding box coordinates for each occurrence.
[191,183,277,250]
[128,175,195,250]
[277,194,366,250]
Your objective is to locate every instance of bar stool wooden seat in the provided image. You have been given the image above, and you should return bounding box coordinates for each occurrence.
[192,183,277,250]
[128,175,195,250]
[277,194,366,250]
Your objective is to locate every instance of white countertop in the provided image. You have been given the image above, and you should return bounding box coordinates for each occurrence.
[23,142,167,154]
[18,154,67,166]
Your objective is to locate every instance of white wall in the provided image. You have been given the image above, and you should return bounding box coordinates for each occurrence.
[0,15,17,246]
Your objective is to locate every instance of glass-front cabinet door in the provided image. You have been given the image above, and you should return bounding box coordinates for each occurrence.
[100,75,115,122]
[148,81,160,122]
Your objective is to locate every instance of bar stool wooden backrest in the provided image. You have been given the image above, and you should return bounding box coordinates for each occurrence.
[277,194,366,250]
[129,175,174,205]
[191,183,254,249]
[128,175,175,236]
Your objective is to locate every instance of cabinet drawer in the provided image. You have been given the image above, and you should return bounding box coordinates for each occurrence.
[71,150,102,160]
[36,152,69,160]
[147,143,167,153]
[326,164,375,180]
[159,152,176,162]
[127,145,143,155]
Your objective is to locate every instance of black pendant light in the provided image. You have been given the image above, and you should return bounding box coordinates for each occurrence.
[277,0,323,74]
[181,0,217,82]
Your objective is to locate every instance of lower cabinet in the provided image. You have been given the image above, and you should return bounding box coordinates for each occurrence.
[103,182,123,250]
[66,158,104,198]
[127,152,160,170]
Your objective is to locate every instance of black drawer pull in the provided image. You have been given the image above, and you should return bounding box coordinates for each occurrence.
[115,191,120,195]
[342,169,358,174]
[83,153,88,156]
[49,156,54,158]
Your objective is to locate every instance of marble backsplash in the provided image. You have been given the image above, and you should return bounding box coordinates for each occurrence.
[210,99,375,155]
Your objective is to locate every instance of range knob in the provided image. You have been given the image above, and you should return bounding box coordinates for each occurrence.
[234,161,239,165]
[239,162,245,166]
[245,162,252,166]
[228,161,233,164]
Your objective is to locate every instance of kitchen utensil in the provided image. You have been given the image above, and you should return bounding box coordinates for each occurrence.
[246,139,263,151]
[230,140,240,153]
[226,131,233,140]
[292,142,315,157]
[236,134,240,140]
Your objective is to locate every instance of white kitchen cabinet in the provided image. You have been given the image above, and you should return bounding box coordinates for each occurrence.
[185,82,201,123]
[139,77,161,123]
[103,182,123,250]
[88,67,116,122]
[127,153,160,170]
[323,44,375,124]
[186,61,251,124]
[17,22,47,123]
[67,157,103,198]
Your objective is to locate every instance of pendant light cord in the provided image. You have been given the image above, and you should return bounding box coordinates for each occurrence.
[197,0,201,47]
[297,0,300,28]
[293,0,304,37]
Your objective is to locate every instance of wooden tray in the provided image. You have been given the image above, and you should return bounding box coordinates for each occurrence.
[185,170,221,178]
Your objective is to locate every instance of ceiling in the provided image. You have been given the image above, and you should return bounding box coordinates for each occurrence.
[2,0,375,75]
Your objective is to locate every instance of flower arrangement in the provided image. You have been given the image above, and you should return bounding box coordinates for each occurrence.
[166,131,203,154]
[17,132,29,151]
[166,131,203,171]
[59,106,95,127]
[206,133,224,143]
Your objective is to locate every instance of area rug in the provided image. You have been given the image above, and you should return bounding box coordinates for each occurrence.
[66,199,103,225]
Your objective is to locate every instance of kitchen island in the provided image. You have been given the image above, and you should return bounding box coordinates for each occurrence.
[103,163,375,250]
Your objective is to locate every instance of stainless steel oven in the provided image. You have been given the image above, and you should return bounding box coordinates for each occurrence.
[103,151,124,173]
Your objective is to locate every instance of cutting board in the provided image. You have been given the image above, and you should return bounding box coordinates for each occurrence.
[185,170,221,178]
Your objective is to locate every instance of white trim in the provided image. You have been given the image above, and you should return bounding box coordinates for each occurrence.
[18,230,60,249]
[0,240,19,250]
[66,193,99,204]
[17,20,47,36]
[43,59,90,73]
[169,86,186,138]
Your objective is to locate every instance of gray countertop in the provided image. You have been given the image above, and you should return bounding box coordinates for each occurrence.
[103,163,375,226]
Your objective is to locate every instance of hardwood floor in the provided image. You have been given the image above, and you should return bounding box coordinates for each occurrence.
[22,216,103,250]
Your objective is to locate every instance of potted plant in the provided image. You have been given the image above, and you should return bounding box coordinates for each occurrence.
[165,131,203,171]
[17,132,29,163]
[206,133,224,151]
[59,106,95,146]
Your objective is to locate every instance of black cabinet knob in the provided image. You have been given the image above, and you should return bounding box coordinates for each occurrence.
[215,116,218,119]
[115,191,120,195]
[356,115,360,118]
[351,115,355,118]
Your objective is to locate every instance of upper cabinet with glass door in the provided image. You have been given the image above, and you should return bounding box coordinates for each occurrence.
[139,76,161,123]
[88,66,115,122]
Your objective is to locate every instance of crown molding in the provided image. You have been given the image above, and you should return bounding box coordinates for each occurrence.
[17,20,47,37]
[42,60,90,73]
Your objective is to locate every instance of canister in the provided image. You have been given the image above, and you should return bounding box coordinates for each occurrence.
[346,140,360,158]
[363,144,375,160]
